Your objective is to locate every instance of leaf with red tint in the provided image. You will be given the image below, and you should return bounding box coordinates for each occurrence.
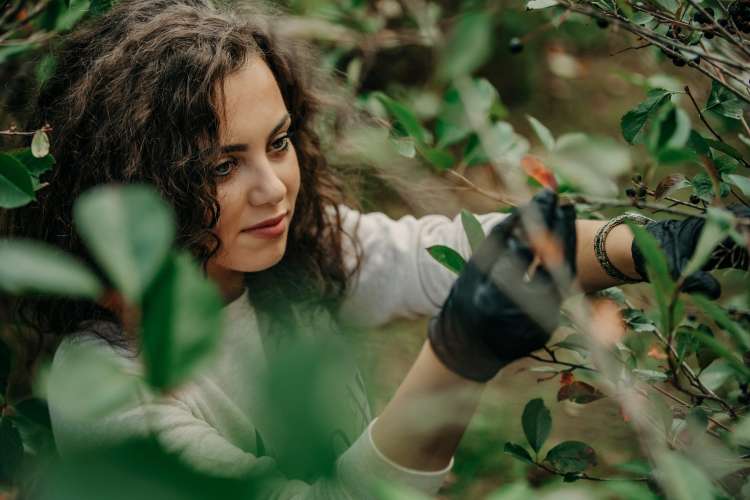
[620,406,631,422]
[646,344,668,360]
[522,155,558,191]
[653,174,688,200]
[557,381,606,404]
[560,372,575,386]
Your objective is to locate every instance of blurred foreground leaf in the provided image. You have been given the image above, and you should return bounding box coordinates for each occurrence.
[141,252,223,391]
[74,184,175,303]
[0,239,102,298]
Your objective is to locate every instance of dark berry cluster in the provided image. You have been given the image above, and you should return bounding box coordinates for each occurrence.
[659,26,700,66]
[729,1,750,33]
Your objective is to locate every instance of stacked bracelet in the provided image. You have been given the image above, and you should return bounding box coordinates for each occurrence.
[593,213,654,284]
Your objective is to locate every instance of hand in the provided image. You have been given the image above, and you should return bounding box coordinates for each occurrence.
[631,205,749,299]
[427,190,578,382]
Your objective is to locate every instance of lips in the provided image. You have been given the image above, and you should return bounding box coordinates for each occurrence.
[244,212,287,231]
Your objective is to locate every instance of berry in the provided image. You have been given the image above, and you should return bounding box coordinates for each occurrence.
[673,57,686,67]
[625,187,637,198]
[632,174,642,183]
[509,37,524,54]
[704,31,715,39]
[689,194,700,204]
[637,187,648,198]
[597,18,610,28]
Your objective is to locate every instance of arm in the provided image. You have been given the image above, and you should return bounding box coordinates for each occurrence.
[371,340,484,470]
[575,220,638,293]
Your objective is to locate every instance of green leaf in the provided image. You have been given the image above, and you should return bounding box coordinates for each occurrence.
[141,252,224,391]
[527,115,555,151]
[503,442,534,464]
[620,88,673,144]
[631,368,669,382]
[522,398,551,453]
[697,358,735,392]
[418,145,455,170]
[686,130,711,157]
[728,174,750,196]
[73,184,175,303]
[0,239,103,298]
[629,223,675,333]
[9,148,55,176]
[705,80,744,120]
[36,53,57,86]
[90,0,113,15]
[656,148,698,165]
[438,11,493,81]
[374,93,428,145]
[705,139,745,164]
[526,0,559,8]
[547,135,630,196]
[692,294,750,351]
[681,207,731,279]
[691,172,715,202]
[31,130,50,158]
[460,210,485,253]
[436,79,503,148]
[0,153,35,208]
[648,105,691,154]
[552,333,590,356]
[544,441,597,474]
[56,0,91,31]
[426,245,466,275]
[689,325,750,379]
[0,418,23,482]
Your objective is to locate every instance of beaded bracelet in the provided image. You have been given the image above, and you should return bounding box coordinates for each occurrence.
[593,213,654,284]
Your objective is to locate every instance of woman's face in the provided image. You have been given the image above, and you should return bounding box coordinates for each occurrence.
[206,57,300,294]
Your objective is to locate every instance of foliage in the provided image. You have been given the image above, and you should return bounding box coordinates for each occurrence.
[0,0,749,499]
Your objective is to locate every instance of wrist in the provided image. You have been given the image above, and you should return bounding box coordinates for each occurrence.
[607,224,642,281]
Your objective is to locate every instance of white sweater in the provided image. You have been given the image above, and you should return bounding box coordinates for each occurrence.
[48,205,507,499]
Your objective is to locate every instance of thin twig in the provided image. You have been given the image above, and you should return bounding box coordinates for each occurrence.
[527,353,596,372]
[684,85,723,142]
[445,169,517,206]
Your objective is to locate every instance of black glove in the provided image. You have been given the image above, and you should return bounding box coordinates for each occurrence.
[631,205,749,300]
[428,190,577,382]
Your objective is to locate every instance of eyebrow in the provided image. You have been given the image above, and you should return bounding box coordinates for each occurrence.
[219,113,291,154]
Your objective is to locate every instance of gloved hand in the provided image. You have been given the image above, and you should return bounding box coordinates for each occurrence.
[428,190,577,382]
[631,205,749,300]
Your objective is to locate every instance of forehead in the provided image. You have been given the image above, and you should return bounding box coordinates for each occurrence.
[219,56,288,143]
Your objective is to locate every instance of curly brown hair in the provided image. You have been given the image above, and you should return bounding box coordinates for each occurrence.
[2,0,362,350]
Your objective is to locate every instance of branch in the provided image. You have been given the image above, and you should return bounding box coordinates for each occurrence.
[684,85,723,142]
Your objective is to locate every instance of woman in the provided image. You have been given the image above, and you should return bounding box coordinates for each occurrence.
[3,0,747,497]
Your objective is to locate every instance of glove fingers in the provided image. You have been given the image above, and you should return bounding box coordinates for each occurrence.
[682,271,722,299]
[552,203,578,279]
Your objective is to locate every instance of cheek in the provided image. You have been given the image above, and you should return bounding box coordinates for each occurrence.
[285,148,302,204]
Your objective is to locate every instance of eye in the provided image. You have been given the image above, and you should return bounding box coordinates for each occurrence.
[213,158,238,177]
[270,133,292,153]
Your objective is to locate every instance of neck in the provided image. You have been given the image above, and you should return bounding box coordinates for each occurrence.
[206,262,246,304]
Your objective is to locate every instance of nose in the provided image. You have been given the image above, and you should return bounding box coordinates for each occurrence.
[246,157,286,207]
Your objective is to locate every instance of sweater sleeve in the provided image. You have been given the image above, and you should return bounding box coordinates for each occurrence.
[337,205,509,328]
[48,334,451,499]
